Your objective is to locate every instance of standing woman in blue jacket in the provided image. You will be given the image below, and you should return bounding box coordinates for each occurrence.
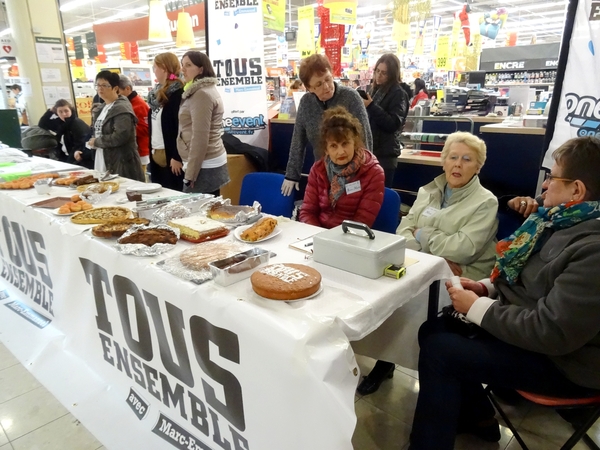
[148,52,185,191]
[363,53,409,188]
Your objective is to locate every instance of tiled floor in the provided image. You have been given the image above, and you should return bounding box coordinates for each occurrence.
[353,354,600,450]
[0,342,598,450]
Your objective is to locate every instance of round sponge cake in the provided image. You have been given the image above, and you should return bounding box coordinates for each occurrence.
[251,263,321,300]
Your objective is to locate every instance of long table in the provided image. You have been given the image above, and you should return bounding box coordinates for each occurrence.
[0,172,452,450]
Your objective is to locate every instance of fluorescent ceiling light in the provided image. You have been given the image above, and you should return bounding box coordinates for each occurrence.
[64,22,93,34]
[60,0,93,12]
[0,28,11,37]
[94,6,149,25]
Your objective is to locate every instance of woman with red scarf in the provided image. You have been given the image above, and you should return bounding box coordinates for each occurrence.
[300,106,385,229]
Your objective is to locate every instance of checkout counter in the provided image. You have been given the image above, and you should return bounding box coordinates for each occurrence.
[270,115,547,204]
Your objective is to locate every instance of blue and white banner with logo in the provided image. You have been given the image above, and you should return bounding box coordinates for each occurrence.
[207,0,269,149]
[544,0,599,167]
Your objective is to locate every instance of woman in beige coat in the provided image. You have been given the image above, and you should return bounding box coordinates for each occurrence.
[178,51,230,194]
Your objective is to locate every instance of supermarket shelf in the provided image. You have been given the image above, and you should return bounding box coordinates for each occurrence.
[487,83,554,87]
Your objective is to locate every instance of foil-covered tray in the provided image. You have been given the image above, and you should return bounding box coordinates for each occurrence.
[203,197,261,224]
[151,203,191,225]
[135,193,214,220]
[209,248,271,286]
[115,224,180,256]
[156,239,250,284]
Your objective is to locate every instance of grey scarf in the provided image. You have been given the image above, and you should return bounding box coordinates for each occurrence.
[147,80,183,112]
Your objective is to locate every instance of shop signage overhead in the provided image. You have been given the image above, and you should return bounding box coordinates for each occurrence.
[479,43,560,71]
[545,0,600,167]
[207,0,269,148]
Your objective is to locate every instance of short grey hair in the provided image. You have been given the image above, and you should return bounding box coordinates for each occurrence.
[440,131,487,168]
[118,75,133,90]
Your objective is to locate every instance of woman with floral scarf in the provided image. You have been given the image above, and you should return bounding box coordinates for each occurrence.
[409,137,600,450]
[148,52,185,191]
[299,106,385,229]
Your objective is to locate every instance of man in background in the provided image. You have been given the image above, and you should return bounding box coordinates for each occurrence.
[118,75,150,176]
[10,84,28,125]
[352,79,361,90]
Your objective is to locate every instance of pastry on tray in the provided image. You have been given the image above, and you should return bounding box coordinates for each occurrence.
[92,218,150,238]
[251,263,322,300]
[207,202,256,221]
[117,227,178,246]
[71,206,132,224]
[168,215,229,243]
[240,217,278,242]
[76,181,120,193]
[179,241,247,271]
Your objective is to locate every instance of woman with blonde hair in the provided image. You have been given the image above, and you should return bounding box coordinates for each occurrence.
[148,52,185,191]
[357,131,498,396]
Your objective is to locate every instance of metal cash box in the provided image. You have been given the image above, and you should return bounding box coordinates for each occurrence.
[313,221,406,279]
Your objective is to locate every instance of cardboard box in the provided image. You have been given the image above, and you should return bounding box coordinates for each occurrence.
[221,154,256,205]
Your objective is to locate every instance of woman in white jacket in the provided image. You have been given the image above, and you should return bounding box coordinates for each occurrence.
[357,131,498,396]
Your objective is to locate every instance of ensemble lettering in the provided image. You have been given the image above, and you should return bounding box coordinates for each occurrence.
[0,217,54,315]
[80,258,250,450]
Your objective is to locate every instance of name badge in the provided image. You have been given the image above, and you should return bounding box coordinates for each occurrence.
[421,206,439,218]
[345,180,361,195]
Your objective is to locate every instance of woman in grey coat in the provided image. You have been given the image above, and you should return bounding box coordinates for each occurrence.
[88,71,145,183]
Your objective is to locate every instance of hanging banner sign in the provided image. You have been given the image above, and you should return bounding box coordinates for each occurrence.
[120,42,131,61]
[276,35,288,67]
[326,1,358,25]
[73,36,84,60]
[413,20,427,55]
[431,15,442,53]
[297,5,315,57]
[544,0,600,167]
[262,0,286,32]
[436,35,451,70]
[208,0,268,148]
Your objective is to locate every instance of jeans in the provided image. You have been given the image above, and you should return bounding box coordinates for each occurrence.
[410,317,599,450]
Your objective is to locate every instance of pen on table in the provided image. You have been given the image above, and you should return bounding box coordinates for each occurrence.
[304,242,313,247]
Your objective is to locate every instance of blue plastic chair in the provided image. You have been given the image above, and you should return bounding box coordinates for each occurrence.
[239,173,296,218]
[371,188,401,233]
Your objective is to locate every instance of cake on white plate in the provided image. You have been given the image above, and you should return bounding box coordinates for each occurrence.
[168,215,229,243]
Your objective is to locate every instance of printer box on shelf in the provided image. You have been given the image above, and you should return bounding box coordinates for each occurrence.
[313,221,406,279]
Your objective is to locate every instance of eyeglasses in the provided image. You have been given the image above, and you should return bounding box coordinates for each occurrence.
[544,172,575,183]
[375,69,388,77]
[94,84,112,89]
[312,76,333,91]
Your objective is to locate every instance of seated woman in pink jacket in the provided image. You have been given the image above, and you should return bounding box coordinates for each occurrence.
[300,106,385,229]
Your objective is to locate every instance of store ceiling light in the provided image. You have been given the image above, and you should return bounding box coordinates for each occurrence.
[94,6,149,25]
[63,22,93,34]
[175,12,195,48]
[0,28,11,37]
[148,0,173,42]
[60,0,93,12]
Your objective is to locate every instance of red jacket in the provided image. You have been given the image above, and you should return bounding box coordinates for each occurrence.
[128,92,150,158]
[410,90,429,108]
[300,150,385,229]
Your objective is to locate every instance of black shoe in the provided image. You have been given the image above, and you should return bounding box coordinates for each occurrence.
[356,361,395,395]
[457,418,501,442]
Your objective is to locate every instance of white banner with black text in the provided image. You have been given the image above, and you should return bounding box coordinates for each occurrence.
[207,0,269,150]
[0,195,357,450]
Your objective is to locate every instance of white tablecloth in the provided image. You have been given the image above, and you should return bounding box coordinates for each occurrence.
[0,180,452,450]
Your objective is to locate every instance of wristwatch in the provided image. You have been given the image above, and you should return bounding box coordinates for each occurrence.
[183,179,191,186]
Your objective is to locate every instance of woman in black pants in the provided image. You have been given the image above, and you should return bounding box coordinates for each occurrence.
[148,52,185,191]
[362,53,409,188]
